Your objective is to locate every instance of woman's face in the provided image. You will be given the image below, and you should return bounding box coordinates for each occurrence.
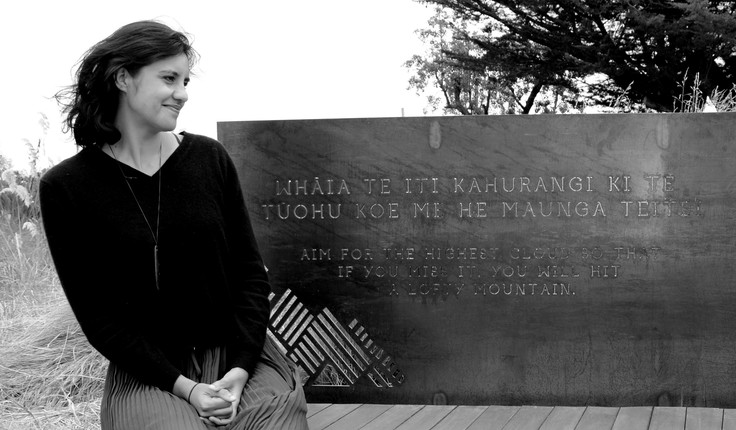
[117,53,190,134]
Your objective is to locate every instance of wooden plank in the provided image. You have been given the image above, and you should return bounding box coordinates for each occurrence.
[685,408,723,430]
[360,404,424,430]
[539,406,586,430]
[722,409,736,430]
[324,404,394,430]
[394,405,456,430]
[649,407,686,430]
[308,404,732,430]
[307,403,332,418]
[611,406,652,430]
[308,404,362,430]
[575,406,620,430]
[467,405,521,430]
[502,406,554,430]
[432,406,488,430]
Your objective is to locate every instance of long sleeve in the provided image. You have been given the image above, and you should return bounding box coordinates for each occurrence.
[40,159,182,392]
[218,146,271,376]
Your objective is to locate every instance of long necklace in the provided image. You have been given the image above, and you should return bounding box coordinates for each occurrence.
[109,139,163,290]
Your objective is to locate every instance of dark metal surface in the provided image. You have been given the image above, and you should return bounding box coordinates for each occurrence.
[219,114,736,406]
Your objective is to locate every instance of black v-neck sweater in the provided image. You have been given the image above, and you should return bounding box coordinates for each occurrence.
[40,132,270,391]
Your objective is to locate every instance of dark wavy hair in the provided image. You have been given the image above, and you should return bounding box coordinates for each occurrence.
[56,20,199,148]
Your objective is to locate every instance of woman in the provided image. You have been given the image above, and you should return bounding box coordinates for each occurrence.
[41,20,308,429]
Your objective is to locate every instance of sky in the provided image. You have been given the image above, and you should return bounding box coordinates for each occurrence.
[0,0,436,171]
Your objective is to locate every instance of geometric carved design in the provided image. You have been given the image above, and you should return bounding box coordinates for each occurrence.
[267,289,405,388]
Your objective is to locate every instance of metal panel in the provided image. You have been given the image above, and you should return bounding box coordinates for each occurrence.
[219,114,736,406]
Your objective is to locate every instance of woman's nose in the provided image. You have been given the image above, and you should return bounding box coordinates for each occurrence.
[174,85,188,103]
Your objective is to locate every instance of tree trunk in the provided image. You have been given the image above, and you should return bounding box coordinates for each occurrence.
[522,82,543,114]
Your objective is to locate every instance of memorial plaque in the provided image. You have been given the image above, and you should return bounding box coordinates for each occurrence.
[218,113,736,407]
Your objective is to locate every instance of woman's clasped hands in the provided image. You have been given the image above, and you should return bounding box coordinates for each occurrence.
[188,368,249,426]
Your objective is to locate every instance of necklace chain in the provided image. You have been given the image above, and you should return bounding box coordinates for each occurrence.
[109,137,163,289]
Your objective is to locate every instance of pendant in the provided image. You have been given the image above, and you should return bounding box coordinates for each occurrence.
[154,244,160,290]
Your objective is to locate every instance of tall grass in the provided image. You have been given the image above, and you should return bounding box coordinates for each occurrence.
[607,73,736,113]
[673,72,736,113]
[0,167,107,430]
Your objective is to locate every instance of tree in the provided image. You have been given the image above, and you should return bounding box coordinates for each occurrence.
[412,0,736,112]
[406,8,513,114]
[406,7,583,114]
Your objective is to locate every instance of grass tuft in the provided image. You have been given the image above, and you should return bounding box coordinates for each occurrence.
[0,288,107,429]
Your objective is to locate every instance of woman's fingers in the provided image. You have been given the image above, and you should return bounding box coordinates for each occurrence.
[199,405,234,418]
[199,394,232,413]
[207,414,235,426]
[208,386,236,403]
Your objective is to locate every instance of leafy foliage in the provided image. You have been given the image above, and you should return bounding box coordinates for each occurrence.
[411,0,736,113]
[406,8,514,114]
[406,7,585,114]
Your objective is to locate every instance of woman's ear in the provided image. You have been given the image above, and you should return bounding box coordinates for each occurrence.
[115,68,130,92]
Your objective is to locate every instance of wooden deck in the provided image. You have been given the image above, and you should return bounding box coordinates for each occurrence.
[307,404,736,430]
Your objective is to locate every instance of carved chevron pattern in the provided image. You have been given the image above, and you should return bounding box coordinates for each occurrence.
[267,289,405,388]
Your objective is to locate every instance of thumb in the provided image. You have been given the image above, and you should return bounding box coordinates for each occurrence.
[208,383,236,402]
[208,382,223,391]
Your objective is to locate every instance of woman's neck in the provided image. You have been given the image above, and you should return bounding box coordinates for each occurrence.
[105,132,175,176]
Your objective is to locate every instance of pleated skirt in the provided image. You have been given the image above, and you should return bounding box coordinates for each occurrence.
[100,337,309,430]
